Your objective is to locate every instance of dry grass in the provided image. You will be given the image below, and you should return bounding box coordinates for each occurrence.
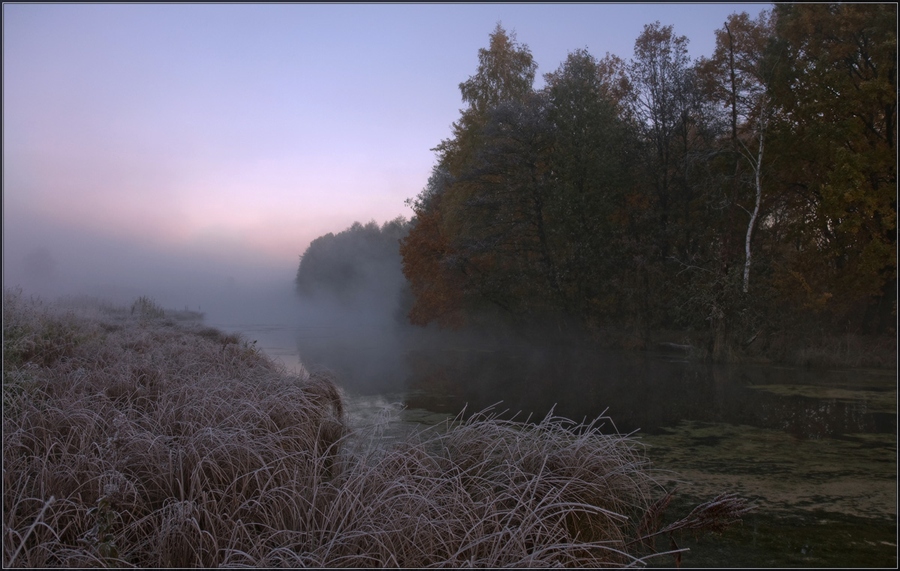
[3,288,749,567]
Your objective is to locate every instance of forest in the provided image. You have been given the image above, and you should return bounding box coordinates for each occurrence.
[298,4,896,364]
[295,218,410,310]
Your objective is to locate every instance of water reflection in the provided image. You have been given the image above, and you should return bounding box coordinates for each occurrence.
[294,323,413,394]
[289,323,896,568]
[296,326,895,441]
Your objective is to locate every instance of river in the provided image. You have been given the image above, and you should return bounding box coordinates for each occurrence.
[207,314,897,568]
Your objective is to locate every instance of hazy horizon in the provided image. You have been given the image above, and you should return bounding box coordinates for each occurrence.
[3,3,769,317]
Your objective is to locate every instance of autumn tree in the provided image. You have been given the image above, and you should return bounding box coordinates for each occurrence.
[542,49,638,325]
[618,21,718,343]
[409,41,646,329]
[434,23,538,176]
[690,10,777,357]
[400,168,466,327]
[766,3,896,333]
[399,11,896,359]
[703,11,776,294]
[402,24,540,327]
[450,93,561,320]
[627,22,700,263]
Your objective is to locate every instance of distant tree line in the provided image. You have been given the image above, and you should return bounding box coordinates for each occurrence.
[295,218,411,308]
[395,4,896,359]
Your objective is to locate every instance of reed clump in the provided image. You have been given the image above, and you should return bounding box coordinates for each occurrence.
[3,288,749,567]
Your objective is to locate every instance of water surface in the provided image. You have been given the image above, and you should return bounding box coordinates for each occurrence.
[215,318,897,567]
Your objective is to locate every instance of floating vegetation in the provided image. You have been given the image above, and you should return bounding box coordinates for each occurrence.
[642,421,896,521]
[747,384,897,414]
[639,417,897,567]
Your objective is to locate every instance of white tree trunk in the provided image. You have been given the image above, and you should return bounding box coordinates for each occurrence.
[743,117,764,293]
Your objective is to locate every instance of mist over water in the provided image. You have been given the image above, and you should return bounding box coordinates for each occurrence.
[1,207,421,397]
[288,289,418,395]
[3,216,895,568]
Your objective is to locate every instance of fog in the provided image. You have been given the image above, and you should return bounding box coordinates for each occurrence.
[289,220,426,395]
[4,205,286,304]
[2,207,558,401]
[3,207,304,364]
[2,208,431,397]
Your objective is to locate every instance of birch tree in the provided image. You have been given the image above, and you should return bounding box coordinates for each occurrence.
[700,11,775,293]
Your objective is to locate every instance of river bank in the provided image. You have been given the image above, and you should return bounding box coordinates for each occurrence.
[286,313,896,567]
[2,290,750,567]
[507,320,898,371]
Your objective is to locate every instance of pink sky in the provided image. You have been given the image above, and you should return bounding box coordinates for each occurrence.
[3,3,769,308]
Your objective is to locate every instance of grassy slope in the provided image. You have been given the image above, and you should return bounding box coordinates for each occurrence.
[2,289,748,567]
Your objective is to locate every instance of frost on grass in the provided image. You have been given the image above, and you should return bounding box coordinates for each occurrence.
[2,289,749,567]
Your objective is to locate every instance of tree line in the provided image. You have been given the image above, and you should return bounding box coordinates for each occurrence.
[295,218,411,309]
[396,4,895,359]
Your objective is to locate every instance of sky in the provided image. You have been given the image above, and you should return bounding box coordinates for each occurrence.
[3,2,770,312]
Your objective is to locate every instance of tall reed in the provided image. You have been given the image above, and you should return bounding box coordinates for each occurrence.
[3,288,749,567]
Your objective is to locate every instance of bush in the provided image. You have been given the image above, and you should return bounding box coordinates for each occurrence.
[129,296,165,320]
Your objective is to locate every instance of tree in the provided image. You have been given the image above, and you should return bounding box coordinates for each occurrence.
[459,23,538,116]
[687,10,778,357]
[766,3,896,333]
[705,11,776,293]
[405,41,649,332]
[621,21,718,343]
[296,218,410,307]
[450,93,560,321]
[400,169,466,327]
[434,23,538,176]
[627,22,698,262]
[543,49,636,323]
[403,24,540,327]
[400,10,897,357]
